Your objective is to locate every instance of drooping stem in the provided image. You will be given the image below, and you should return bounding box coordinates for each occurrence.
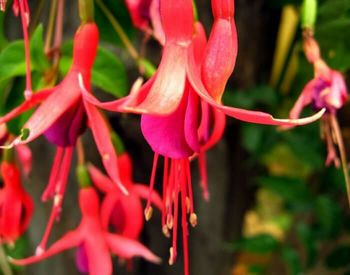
[330,114,350,205]
[19,0,32,99]
[44,0,57,54]
[76,138,85,165]
[0,245,12,275]
[78,0,94,24]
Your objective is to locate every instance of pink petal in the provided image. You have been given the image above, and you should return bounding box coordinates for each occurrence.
[184,88,200,152]
[83,100,128,195]
[160,0,193,41]
[289,79,317,120]
[0,89,52,125]
[201,107,226,151]
[15,144,32,177]
[84,233,112,275]
[11,230,82,265]
[101,194,120,229]
[106,233,161,263]
[202,19,237,101]
[125,0,152,30]
[187,51,326,126]
[133,184,163,210]
[88,164,115,193]
[149,0,165,44]
[133,43,188,115]
[141,90,194,159]
[10,76,81,145]
[118,193,144,239]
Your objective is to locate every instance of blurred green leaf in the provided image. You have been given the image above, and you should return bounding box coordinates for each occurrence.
[5,236,29,271]
[257,176,312,210]
[223,86,278,109]
[282,246,302,275]
[60,42,128,97]
[297,223,317,268]
[325,245,350,269]
[314,196,343,238]
[235,234,279,254]
[30,25,50,72]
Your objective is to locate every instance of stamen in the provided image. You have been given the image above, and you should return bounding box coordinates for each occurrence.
[190,213,198,227]
[180,169,190,275]
[162,225,170,238]
[168,247,175,265]
[144,206,153,221]
[162,157,169,230]
[145,153,159,216]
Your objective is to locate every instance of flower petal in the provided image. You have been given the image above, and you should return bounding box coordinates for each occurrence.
[83,100,128,195]
[11,230,82,265]
[132,43,188,115]
[15,144,32,177]
[0,89,52,125]
[10,79,81,146]
[187,51,326,126]
[88,164,115,193]
[141,90,194,159]
[106,233,161,263]
[84,233,112,275]
[133,184,163,211]
[101,194,119,229]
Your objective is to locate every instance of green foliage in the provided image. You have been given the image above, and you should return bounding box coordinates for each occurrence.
[59,41,128,97]
[235,234,280,254]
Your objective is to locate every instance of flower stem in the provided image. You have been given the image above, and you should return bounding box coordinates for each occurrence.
[44,0,57,54]
[330,114,350,205]
[78,0,94,24]
[0,245,12,275]
[77,138,85,165]
[95,0,138,60]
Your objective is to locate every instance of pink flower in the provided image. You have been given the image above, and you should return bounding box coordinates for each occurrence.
[0,160,33,244]
[11,187,161,275]
[125,0,165,44]
[88,153,162,239]
[0,23,127,195]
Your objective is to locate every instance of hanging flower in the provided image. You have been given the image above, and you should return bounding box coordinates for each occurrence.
[286,33,350,202]
[0,23,127,195]
[11,187,161,275]
[0,159,33,244]
[88,153,163,238]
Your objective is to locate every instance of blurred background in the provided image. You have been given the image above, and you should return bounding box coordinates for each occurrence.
[1,0,350,274]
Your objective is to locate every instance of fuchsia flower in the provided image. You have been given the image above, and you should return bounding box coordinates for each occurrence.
[0,23,127,194]
[287,35,348,167]
[125,0,164,44]
[88,153,162,238]
[11,187,161,275]
[0,160,33,244]
[81,0,324,273]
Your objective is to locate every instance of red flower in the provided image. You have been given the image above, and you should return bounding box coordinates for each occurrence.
[0,160,33,243]
[11,187,161,275]
[0,23,127,195]
[88,153,162,238]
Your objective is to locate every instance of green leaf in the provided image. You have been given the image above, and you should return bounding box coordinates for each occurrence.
[314,196,343,238]
[257,176,312,210]
[92,46,128,97]
[282,246,302,275]
[30,25,50,72]
[94,0,135,46]
[0,41,26,83]
[235,234,279,254]
[59,42,128,97]
[325,245,350,269]
[297,223,317,268]
[0,25,48,83]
